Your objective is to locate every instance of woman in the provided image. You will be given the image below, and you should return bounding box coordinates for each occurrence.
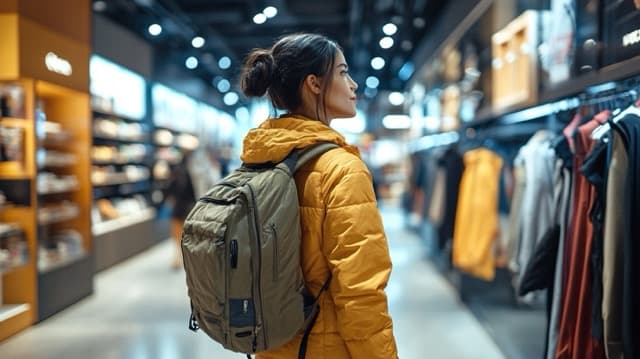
[240,33,398,359]
[166,150,196,269]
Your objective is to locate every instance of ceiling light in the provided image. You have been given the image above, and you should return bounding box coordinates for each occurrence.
[223,92,239,106]
[365,76,380,88]
[382,23,397,36]
[93,1,107,12]
[263,6,278,18]
[401,40,413,51]
[383,115,411,129]
[364,87,378,98]
[192,36,205,48]
[388,92,405,106]
[218,56,231,70]
[148,24,162,36]
[371,57,385,70]
[398,62,415,81]
[253,13,267,24]
[379,37,394,49]
[185,56,198,69]
[413,17,426,28]
[217,79,231,93]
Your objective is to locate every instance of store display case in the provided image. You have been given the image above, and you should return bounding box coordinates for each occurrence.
[603,0,640,67]
[150,83,200,206]
[0,82,35,340]
[0,2,93,331]
[491,10,541,111]
[34,80,93,322]
[89,55,157,272]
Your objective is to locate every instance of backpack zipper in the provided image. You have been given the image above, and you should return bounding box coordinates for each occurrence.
[246,184,268,349]
[199,197,236,205]
[271,224,278,280]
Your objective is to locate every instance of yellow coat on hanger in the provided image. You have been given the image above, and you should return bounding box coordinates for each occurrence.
[241,115,398,359]
[453,148,503,281]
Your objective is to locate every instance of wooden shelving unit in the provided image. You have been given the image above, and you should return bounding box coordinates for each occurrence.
[35,81,93,321]
[0,79,37,341]
[0,0,92,337]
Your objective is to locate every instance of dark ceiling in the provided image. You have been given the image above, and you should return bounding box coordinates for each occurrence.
[95,0,446,106]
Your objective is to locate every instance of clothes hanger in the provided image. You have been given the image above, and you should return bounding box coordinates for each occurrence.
[591,89,639,140]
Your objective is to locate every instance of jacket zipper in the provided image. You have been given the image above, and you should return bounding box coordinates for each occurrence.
[247,184,268,349]
[271,224,278,280]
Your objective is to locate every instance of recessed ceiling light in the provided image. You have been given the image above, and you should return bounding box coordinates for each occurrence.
[185,56,198,69]
[93,1,107,12]
[253,13,267,24]
[217,79,231,93]
[365,87,378,98]
[379,37,394,49]
[148,24,162,36]
[413,17,426,28]
[263,6,278,18]
[218,56,231,70]
[371,57,385,70]
[224,92,239,106]
[388,92,405,106]
[365,76,380,88]
[192,36,205,48]
[401,40,413,51]
[382,23,397,36]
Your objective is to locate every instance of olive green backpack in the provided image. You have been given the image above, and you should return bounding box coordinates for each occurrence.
[182,143,337,359]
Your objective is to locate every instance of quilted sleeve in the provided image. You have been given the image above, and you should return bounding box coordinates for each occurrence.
[322,158,398,359]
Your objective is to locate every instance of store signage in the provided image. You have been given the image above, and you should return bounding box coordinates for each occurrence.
[623,28,640,47]
[45,52,73,76]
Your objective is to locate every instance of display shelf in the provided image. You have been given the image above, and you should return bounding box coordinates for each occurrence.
[37,186,78,196]
[92,109,143,122]
[0,163,30,180]
[92,207,156,236]
[93,135,150,144]
[0,304,30,324]
[38,212,79,226]
[38,253,87,274]
[467,56,640,127]
[1,262,30,276]
[0,117,29,126]
[37,254,92,321]
[92,159,151,166]
[92,178,150,187]
[93,182,151,200]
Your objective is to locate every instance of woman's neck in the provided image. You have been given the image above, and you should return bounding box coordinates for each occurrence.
[289,106,328,125]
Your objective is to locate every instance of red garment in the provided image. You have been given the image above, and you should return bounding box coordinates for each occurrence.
[563,114,582,153]
[555,111,609,359]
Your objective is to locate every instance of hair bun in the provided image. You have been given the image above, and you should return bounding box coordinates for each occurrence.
[241,50,275,97]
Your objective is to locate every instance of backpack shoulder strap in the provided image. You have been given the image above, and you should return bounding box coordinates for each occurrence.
[284,142,339,174]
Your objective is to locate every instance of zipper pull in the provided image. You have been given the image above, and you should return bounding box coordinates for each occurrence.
[243,299,249,314]
[230,239,238,269]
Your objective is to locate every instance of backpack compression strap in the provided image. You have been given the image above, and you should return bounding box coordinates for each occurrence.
[298,274,332,359]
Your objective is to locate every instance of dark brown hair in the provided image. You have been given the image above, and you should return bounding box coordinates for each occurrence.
[241,33,341,119]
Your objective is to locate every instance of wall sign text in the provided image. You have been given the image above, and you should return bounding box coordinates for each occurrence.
[45,52,73,76]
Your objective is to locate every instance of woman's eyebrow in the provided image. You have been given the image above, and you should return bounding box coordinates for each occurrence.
[336,63,348,69]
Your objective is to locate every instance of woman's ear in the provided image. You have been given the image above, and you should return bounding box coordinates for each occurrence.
[303,74,322,95]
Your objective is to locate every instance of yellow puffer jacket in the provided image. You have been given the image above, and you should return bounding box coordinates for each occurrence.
[241,115,398,359]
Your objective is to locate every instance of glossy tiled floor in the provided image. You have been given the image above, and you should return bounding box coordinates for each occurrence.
[0,206,505,358]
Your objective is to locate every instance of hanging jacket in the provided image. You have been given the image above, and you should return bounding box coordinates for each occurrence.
[452,147,503,280]
[241,115,398,359]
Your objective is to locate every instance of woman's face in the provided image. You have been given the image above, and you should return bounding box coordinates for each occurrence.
[323,50,358,121]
